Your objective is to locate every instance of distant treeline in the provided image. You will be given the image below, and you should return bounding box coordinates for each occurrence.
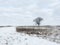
[0,25,12,28]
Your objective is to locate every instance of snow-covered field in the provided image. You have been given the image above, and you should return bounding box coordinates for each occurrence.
[0,27,60,45]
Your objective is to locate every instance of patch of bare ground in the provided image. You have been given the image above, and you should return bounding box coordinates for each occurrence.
[16,26,60,43]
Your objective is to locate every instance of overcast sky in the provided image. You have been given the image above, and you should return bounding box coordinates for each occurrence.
[0,0,60,26]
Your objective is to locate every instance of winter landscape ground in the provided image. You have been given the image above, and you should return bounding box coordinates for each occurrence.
[0,26,60,45]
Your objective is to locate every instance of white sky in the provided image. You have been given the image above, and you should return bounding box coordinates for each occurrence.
[0,0,60,26]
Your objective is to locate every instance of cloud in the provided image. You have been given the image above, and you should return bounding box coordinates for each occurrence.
[0,0,60,25]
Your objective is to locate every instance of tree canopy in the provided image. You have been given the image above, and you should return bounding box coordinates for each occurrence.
[33,17,43,26]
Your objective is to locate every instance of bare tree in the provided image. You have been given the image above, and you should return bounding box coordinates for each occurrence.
[33,17,43,26]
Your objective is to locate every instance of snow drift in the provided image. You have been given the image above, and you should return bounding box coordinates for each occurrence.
[0,27,59,45]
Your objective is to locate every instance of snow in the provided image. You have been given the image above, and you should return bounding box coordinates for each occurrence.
[0,27,60,45]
